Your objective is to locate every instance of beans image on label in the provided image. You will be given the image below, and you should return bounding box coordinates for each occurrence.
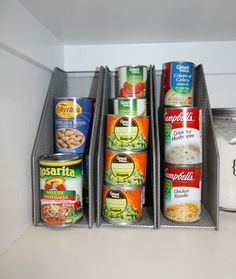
[54,97,93,154]
[105,149,147,186]
[118,65,147,97]
[39,154,83,226]
[164,107,202,164]
[113,97,147,116]
[102,185,143,224]
[163,61,195,107]
[164,164,202,223]
[106,115,149,151]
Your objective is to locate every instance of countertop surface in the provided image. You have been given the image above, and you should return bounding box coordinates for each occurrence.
[1,211,236,279]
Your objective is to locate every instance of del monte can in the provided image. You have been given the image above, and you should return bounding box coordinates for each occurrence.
[39,153,83,226]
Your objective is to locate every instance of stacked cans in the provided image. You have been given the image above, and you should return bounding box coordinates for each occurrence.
[102,65,150,225]
[162,61,203,223]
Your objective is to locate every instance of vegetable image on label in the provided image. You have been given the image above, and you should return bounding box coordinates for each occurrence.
[164,108,202,164]
[118,66,147,97]
[163,61,195,107]
[164,164,202,223]
[106,115,149,151]
[105,150,147,186]
[102,185,143,224]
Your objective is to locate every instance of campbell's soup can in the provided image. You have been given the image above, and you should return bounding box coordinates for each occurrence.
[164,107,202,164]
[39,153,83,226]
[54,97,93,154]
[164,164,202,223]
[118,65,147,97]
[113,97,147,116]
[105,149,147,187]
[102,184,143,225]
[163,61,195,107]
[106,114,149,151]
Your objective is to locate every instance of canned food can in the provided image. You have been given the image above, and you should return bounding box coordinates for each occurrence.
[113,97,147,116]
[54,97,93,154]
[102,184,143,225]
[39,153,83,226]
[106,114,149,151]
[163,61,195,107]
[164,163,202,223]
[118,65,147,97]
[164,107,202,164]
[105,149,147,187]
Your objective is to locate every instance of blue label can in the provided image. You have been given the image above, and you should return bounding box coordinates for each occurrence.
[54,97,93,154]
[163,61,195,107]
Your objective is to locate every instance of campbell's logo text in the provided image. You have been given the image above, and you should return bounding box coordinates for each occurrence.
[164,112,193,124]
[165,168,194,181]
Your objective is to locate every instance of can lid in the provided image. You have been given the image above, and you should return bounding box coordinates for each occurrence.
[113,97,147,101]
[107,113,149,119]
[104,184,144,190]
[212,108,236,117]
[39,153,82,164]
[105,148,147,154]
[117,65,148,69]
[163,61,196,67]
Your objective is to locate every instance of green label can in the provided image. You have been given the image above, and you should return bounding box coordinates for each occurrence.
[113,97,147,116]
[39,153,83,226]
[118,65,147,97]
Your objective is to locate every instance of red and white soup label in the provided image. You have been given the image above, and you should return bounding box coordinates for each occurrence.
[164,108,202,164]
[164,164,202,223]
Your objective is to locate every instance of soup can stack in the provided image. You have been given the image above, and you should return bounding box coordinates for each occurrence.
[162,61,203,223]
[102,65,150,225]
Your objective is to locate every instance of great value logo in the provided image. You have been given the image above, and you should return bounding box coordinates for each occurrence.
[56,101,82,119]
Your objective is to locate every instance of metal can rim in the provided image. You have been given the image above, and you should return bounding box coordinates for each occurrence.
[104,184,144,190]
[113,97,147,101]
[107,114,149,119]
[117,65,148,69]
[102,216,142,225]
[163,61,196,67]
[54,97,94,100]
[164,163,202,168]
[39,153,82,163]
[105,148,147,155]
[164,107,201,111]
[106,146,148,152]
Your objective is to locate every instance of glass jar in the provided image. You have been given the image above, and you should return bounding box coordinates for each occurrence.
[213,108,236,211]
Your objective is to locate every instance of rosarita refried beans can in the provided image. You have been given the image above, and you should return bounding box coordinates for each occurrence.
[164,164,202,223]
[164,107,202,164]
[163,61,195,107]
[39,153,83,226]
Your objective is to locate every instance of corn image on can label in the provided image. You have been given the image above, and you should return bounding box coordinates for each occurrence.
[39,154,83,226]
[102,185,143,224]
[105,149,147,186]
[106,114,149,151]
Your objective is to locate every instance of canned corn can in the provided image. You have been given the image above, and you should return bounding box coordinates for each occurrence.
[113,97,147,116]
[102,184,143,225]
[164,107,202,164]
[54,97,93,154]
[105,149,147,187]
[118,65,147,97]
[39,153,83,226]
[164,163,202,223]
[163,61,195,107]
[106,114,149,151]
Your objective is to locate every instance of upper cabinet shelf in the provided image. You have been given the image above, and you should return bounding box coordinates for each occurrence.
[19,0,236,45]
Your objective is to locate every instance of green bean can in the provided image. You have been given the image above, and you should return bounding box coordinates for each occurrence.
[105,149,147,186]
[106,114,149,151]
[102,185,143,225]
[113,97,147,116]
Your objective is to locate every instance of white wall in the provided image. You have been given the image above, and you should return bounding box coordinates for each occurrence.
[0,47,52,256]
[64,41,236,108]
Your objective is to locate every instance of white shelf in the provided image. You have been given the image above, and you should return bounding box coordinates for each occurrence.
[1,212,236,279]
